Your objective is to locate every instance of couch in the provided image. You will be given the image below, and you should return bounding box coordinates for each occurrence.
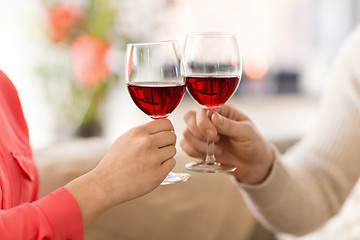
[35,137,297,240]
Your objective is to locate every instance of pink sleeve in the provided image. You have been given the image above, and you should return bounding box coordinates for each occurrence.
[0,187,84,240]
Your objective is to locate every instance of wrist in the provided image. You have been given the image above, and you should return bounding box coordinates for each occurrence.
[65,170,110,227]
[234,143,275,184]
[233,163,274,184]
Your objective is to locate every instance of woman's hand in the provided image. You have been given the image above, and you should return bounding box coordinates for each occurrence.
[181,104,274,184]
[65,119,176,227]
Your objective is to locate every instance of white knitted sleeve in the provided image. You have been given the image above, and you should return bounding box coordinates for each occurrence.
[238,24,360,236]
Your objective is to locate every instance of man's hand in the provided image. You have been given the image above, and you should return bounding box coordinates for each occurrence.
[181,105,274,184]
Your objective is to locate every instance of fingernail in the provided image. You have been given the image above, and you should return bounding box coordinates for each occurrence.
[213,113,224,125]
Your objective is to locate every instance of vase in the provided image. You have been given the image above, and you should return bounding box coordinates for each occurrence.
[75,120,103,138]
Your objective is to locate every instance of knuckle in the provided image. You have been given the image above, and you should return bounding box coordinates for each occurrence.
[171,146,177,156]
[162,118,173,130]
[168,158,176,168]
[140,136,153,149]
[162,158,176,173]
[163,145,176,158]
[242,121,255,132]
[180,140,189,152]
[182,129,191,140]
[180,140,196,157]
[184,110,195,123]
[130,125,144,136]
[171,132,177,144]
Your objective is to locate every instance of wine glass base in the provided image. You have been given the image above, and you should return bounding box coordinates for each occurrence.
[185,161,236,173]
[160,172,191,185]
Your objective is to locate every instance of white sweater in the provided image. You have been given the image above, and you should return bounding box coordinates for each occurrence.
[238,24,360,237]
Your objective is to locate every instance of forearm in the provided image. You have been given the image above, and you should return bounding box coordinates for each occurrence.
[238,161,337,235]
[238,141,359,236]
[238,25,360,236]
[0,188,84,240]
[64,169,111,228]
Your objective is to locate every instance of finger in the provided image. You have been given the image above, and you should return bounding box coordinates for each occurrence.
[180,139,206,159]
[156,145,177,163]
[182,128,207,154]
[183,110,207,141]
[160,157,176,173]
[143,119,174,134]
[217,104,251,122]
[152,131,177,148]
[211,112,255,140]
[196,108,218,140]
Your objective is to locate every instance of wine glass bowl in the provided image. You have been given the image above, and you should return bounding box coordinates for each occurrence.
[185,75,240,110]
[183,32,242,173]
[125,41,191,185]
[127,82,185,119]
[126,41,185,119]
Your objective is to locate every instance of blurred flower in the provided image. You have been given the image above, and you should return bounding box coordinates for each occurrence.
[48,5,83,43]
[39,0,168,137]
[71,35,109,87]
[39,0,119,137]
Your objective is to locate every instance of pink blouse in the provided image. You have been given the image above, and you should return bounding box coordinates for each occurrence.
[0,70,84,239]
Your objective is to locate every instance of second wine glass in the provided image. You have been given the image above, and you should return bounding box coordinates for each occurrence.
[125,40,191,185]
[183,32,242,173]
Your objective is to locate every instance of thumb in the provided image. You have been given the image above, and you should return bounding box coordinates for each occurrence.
[211,112,251,139]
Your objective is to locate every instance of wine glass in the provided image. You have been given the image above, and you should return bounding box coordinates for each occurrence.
[125,40,191,185]
[183,32,242,173]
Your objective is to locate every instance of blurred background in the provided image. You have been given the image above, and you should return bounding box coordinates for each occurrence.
[2,2,360,239]
[0,0,359,148]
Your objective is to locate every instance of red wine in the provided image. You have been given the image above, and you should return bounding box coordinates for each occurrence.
[127,82,185,118]
[186,75,240,109]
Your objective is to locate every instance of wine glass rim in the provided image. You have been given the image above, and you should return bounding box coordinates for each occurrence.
[186,32,237,37]
[127,40,179,47]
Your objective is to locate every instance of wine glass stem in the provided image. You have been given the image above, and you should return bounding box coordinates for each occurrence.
[206,110,216,164]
